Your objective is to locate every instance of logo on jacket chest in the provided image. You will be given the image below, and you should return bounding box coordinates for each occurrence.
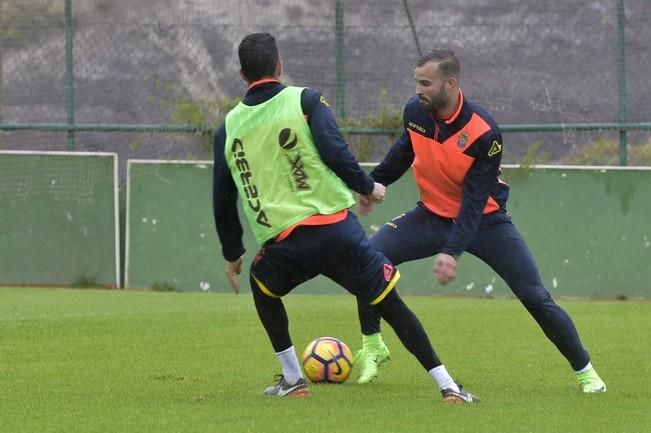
[457,131,469,148]
[408,122,427,134]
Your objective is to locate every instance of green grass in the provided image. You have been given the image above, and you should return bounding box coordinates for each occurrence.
[1,287,650,433]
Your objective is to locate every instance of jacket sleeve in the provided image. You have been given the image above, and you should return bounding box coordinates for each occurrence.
[369,129,414,186]
[213,124,246,261]
[302,88,375,195]
[441,129,503,256]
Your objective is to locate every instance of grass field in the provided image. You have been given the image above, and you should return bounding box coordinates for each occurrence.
[1,287,650,433]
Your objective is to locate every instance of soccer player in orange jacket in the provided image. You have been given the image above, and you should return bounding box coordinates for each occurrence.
[354,49,606,394]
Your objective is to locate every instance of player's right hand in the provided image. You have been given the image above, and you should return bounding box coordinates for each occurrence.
[369,182,386,204]
[225,255,244,294]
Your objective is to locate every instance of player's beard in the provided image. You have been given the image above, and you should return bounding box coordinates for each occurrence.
[419,83,449,114]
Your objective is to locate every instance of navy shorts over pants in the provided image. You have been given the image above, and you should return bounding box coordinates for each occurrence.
[367,203,590,370]
[251,211,397,305]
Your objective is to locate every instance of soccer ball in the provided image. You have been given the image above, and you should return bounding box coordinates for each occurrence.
[301,337,353,384]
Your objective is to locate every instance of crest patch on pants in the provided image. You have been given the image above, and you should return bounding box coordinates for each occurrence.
[383,263,394,282]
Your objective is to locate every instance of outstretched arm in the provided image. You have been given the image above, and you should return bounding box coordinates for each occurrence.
[441,130,503,258]
[369,129,415,187]
[213,124,245,293]
[302,88,375,195]
[435,130,503,285]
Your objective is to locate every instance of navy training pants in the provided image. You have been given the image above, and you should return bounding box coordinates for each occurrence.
[357,203,590,371]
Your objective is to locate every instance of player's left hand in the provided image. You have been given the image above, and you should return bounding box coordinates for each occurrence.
[356,194,375,216]
[225,255,244,294]
[434,253,457,285]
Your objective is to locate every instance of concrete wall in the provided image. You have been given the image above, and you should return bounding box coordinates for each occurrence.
[125,161,651,298]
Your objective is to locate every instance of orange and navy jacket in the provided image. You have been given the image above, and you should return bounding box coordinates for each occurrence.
[371,90,510,257]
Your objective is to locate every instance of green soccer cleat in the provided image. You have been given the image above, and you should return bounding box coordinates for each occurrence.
[577,368,607,393]
[354,341,391,384]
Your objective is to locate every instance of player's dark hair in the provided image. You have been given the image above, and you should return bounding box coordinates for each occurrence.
[416,48,460,79]
[238,33,279,82]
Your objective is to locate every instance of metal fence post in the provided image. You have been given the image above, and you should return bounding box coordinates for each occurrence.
[65,0,75,151]
[617,0,627,165]
[0,0,4,147]
[335,0,346,119]
[402,0,422,57]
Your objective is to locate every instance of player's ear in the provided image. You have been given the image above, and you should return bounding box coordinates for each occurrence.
[446,76,458,91]
[239,68,249,84]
